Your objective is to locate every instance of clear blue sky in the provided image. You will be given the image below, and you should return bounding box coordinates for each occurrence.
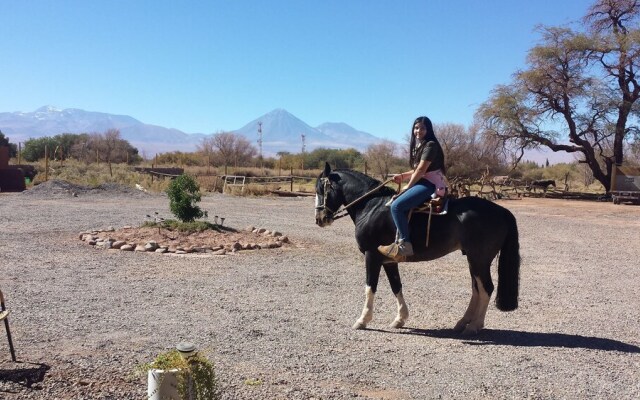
[1,0,591,142]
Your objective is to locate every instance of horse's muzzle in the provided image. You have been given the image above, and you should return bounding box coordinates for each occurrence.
[315,210,333,227]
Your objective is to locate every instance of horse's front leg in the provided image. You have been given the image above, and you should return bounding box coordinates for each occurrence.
[353,251,382,330]
[383,263,409,328]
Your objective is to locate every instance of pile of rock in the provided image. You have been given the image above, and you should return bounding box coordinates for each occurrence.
[78,226,290,256]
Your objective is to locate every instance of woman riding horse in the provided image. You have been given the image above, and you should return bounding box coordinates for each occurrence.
[315,163,520,335]
[379,116,447,259]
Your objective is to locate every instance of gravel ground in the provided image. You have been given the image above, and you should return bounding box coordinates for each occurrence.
[0,184,639,399]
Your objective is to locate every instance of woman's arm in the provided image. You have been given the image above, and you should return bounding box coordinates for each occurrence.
[401,160,430,192]
[392,170,415,184]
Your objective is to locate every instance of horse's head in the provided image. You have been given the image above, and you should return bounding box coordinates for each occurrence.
[315,163,344,227]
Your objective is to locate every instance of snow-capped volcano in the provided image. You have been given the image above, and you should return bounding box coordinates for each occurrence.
[233,109,383,155]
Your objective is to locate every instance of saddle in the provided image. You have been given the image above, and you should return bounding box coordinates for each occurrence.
[413,196,449,215]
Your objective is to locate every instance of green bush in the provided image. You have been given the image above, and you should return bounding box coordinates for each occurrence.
[166,174,207,222]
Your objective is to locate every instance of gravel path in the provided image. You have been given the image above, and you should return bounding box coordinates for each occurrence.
[0,186,639,399]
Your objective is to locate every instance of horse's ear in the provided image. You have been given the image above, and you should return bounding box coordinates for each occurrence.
[322,162,331,177]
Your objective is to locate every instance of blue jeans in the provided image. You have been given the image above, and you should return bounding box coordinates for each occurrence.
[390,179,435,243]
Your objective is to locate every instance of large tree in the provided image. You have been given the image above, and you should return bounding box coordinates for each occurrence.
[201,132,257,168]
[478,0,639,191]
[364,141,399,179]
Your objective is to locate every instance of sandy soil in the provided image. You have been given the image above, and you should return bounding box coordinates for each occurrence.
[0,186,639,399]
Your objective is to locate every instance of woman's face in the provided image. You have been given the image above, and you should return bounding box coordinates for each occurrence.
[413,122,427,141]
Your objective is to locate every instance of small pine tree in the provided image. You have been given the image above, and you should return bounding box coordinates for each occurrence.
[166,174,206,222]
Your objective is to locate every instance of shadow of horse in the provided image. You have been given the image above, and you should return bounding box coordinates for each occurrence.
[0,362,50,391]
[366,327,640,353]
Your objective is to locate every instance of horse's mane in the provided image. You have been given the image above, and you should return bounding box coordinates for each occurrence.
[334,169,397,197]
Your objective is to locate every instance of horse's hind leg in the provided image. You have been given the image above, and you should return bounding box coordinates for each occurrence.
[353,251,382,329]
[384,263,409,328]
[458,263,494,335]
[454,274,479,333]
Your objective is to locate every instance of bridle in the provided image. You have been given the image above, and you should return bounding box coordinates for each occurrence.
[315,177,346,220]
[316,176,395,221]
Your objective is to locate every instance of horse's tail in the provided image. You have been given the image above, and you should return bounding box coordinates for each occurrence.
[496,211,520,311]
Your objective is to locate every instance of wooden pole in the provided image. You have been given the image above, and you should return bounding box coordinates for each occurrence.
[18,143,21,165]
[44,145,49,181]
[364,161,368,176]
[290,177,293,192]
[278,157,282,176]
[96,149,99,164]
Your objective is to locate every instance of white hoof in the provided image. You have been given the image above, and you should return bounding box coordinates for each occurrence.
[390,319,405,329]
[353,320,367,330]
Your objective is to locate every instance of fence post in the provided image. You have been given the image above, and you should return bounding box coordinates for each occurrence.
[44,145,49,181]
[18,143,21,165]
[290,177,293,192]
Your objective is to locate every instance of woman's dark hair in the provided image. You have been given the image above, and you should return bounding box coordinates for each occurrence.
[409,116,443,169]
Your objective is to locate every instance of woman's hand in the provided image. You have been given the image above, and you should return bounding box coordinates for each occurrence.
[392,174,404,184]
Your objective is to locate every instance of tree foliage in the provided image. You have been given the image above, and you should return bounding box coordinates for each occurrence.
[477,0,640,191]
[21,131,140,163]
[304,147,364,170]
[435,123,508,178]
[364,141,399,179]
[0,130,19,158]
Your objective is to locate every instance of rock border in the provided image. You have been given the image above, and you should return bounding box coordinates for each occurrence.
[78,225,290,256]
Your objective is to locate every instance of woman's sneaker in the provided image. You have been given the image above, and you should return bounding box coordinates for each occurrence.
[378,240,414,258]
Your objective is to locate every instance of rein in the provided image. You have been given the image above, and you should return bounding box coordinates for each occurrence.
[324,177,395,220]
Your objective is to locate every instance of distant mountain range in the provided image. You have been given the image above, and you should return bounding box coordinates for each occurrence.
[0,106,387,156]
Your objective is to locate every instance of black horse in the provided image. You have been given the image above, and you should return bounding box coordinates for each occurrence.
[315,163,520,334]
